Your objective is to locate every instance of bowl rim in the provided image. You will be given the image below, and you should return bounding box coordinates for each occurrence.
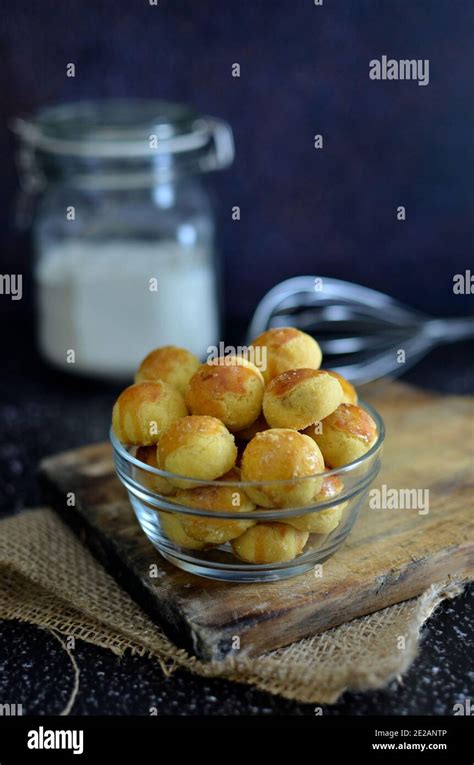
[110,398,385,489]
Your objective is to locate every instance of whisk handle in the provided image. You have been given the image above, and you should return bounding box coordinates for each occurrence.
[423,317,474,343]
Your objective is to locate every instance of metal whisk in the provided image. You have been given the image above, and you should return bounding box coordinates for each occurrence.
[247,276,474,384]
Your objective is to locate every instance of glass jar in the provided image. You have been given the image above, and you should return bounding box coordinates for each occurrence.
[14,100,234,381]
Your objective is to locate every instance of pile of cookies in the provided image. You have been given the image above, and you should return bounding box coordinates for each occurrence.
[112,328,378,565]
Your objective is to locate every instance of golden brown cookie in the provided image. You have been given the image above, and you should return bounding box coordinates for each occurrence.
[159,511,209,550]
[135,346,200,395]
[263,369,343,429]
[305,404,378,467]
[112,381,187,445]
[250,327,322,385]
[231,522,309,564]
[241,428,324,507]
[174,469,256,545]
[285,474,347,533]
[158,415,237,488]
[185,356,264,432]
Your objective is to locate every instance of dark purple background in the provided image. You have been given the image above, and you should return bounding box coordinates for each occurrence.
[1,0,473,329]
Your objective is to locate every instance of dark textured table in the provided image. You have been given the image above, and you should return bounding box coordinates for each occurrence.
[0,317,473,716]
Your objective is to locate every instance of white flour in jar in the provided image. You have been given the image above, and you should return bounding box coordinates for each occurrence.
[36,240,219,380]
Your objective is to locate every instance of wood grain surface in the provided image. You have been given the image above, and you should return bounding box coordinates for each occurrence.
[40,381,474,661]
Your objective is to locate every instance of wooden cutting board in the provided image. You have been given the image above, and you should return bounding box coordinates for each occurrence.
[40,381,474,661]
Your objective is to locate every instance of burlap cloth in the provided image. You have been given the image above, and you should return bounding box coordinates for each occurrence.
[0,508,469,705]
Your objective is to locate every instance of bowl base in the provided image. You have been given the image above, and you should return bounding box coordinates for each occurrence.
[158,548,317,582]
[130,493,360,583]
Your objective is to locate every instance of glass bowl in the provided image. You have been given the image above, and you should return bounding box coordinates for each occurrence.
[111,401,384,582]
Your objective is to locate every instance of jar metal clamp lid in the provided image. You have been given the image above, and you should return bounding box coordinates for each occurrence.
[12,99,235,223]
